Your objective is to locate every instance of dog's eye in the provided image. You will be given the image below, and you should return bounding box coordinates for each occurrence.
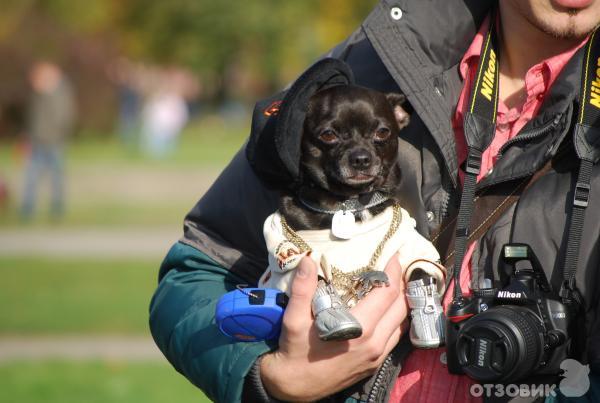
[318,129,338,144]
[374,127,391,141]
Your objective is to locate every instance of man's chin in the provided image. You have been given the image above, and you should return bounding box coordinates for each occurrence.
[539,20,595,40]
[506,0,600,41]
[535,3,600,39]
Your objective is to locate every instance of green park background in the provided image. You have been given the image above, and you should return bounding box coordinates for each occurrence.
[0,1,376,402]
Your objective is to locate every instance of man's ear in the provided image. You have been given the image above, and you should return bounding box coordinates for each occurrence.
[386,93,410,130]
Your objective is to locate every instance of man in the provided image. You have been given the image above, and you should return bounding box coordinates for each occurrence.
[149,0,600,401]
[21,61,75,220]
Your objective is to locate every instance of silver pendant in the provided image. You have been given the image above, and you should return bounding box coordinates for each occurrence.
[331,210,356,239]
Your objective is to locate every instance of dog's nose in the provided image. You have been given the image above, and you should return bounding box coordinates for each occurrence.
[349,149,372,169]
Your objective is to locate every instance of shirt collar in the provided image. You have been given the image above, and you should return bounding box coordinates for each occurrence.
[459,15,490,81]
[458,15,587,93]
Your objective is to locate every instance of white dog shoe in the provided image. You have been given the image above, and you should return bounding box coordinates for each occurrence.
[312,280,362,341]
[406,278,445,348]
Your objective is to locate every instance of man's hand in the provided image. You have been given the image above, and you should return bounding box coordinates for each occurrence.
[260,255,408,401]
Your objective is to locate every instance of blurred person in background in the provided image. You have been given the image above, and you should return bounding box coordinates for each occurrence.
[0,105,7,211]
[109,58,143,152]
[20,61,76,221]
[0,174,8,212]
[140,69,189,159]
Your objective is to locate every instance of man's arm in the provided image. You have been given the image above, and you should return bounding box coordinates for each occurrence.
[149,241,273,402]
[150,242,409,402]
[148,20,409,402]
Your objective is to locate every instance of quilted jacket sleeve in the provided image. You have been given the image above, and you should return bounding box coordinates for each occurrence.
[149,241,274,402]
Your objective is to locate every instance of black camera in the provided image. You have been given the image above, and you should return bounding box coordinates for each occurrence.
[446,244,571,383]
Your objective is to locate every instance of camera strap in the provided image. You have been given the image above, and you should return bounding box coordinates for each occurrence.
[448,14,599,306]
[559,28,600,306]
[449,14,500,300]
[432,159,554,271]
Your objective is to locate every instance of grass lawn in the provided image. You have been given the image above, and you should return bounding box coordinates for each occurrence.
[0,360,210,403]
[0,257,160,334]
[0,200,193,228]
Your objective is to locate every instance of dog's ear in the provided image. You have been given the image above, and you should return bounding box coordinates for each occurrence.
[386,93,410,130]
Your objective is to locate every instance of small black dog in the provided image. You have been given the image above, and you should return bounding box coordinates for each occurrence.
[260,85,445,342]
[279,85,409,230]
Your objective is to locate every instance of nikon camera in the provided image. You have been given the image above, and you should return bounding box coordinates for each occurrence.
[446,244,571,383]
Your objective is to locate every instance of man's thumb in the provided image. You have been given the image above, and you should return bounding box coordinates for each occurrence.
[284,256,318,322]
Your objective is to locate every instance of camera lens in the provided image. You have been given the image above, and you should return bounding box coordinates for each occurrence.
[455,306,545,382]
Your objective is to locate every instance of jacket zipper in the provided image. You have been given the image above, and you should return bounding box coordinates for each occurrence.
[496,114,562,159]
[439,181,453,222]
[366,354,393,403]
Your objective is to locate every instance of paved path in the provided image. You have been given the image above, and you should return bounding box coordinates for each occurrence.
[6,165,220,206]
[0,336,163,363]
[0,227,181,258]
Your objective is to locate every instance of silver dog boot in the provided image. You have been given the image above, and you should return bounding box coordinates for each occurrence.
[312,280,362,341]
[406,278,445,348]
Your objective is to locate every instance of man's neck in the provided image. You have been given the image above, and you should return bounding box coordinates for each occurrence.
[498,4,582,109]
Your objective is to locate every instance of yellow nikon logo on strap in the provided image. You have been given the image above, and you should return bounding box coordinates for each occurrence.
[480,49,497,102]
[590,57,600,109]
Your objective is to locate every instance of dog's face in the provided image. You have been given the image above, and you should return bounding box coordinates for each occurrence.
[300,85,409,197]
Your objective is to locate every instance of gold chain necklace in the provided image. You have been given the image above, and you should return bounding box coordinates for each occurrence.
[280,203,401,295]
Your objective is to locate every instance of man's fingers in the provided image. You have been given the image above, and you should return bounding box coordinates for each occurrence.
[351,254,403,330]
[380,326,403,361]
[374,256,408,339]
[383,253,403,286]
[282,257,318,330]
[373,291,409,344]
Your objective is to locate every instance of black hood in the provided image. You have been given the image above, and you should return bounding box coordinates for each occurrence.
[246,58,355,188]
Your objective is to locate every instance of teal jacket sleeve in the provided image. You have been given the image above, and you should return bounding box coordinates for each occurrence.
[149,241,274,402]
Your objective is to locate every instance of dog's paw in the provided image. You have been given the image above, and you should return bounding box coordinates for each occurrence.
[275,241,307,271]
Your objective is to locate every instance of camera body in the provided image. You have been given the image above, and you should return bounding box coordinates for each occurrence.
[446,244,571,383]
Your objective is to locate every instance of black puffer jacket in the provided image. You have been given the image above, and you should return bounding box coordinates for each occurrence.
[150,0,600,401]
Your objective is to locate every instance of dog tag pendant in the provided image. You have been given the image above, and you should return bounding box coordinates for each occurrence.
[332,210,356,239]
